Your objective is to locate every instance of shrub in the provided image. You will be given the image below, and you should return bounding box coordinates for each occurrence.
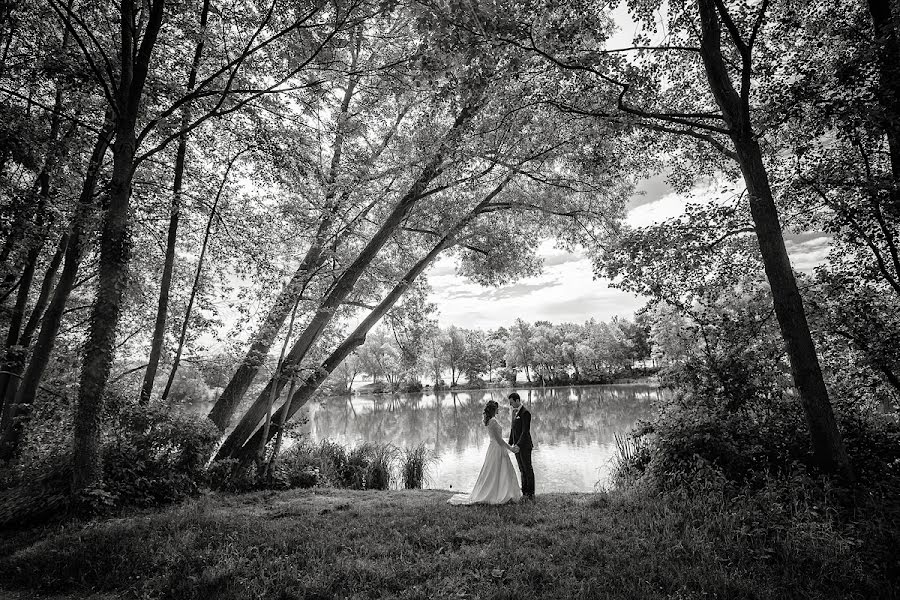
[206,459,258,493]
[400,379,424,393]
[102,402,220,507]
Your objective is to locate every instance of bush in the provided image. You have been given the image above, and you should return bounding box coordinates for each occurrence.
[399,379,424,393]
[614,382,900,494]
[206,459,258,493]
[102,402,220,507]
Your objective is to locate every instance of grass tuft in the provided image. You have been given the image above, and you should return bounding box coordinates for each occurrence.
[400,442,433,489]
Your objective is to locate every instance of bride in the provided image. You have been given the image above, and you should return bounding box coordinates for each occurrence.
[448,400,522,505]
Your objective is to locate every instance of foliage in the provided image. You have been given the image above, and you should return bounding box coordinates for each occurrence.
[101,402,220,507]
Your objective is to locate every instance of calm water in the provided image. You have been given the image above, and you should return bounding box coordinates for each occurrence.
[293,384,658,493]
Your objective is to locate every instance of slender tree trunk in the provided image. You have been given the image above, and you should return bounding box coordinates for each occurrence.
[72,0,165,493]
[206,223,328,429]
[0,233,68,417]
[697,0,852,480]
[257,298,299,465]
[20,234,67,346]
[263,374,296,478]
[161,148,244,401]
[215,99,482,460]
[141,0,212,405]
[207,43,364,430]
[0,118,113,460]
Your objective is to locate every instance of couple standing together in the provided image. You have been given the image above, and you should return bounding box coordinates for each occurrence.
[448,392,535,505]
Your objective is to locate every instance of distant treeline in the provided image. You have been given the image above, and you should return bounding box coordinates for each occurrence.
[334,316,653,393]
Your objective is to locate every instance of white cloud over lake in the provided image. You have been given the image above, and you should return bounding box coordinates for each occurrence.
[427,180,830,329]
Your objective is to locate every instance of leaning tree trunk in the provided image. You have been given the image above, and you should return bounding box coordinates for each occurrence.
[214,99,483,460]
[71,0,165,493]
[207,41,364,430]
[140,0,212,405]
[0,117,113,460]
[229,176,508,460]
[697,0,852,480]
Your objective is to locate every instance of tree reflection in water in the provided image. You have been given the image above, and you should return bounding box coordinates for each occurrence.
[299,384,657,493]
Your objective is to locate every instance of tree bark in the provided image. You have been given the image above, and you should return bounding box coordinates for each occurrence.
[0,117,113,461]
[697,0,852,480]
[141,0,212,405]
[214,99,483,460]
[71,0,165,493]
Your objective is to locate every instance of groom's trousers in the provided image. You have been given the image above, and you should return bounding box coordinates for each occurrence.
[515,447,535,496]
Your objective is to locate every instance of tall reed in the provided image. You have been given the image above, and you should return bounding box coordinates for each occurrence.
[400,443,433,489]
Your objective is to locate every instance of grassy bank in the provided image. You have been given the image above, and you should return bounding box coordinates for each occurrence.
[1,485,896,600]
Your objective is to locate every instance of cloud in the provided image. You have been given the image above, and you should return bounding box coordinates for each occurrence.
[626,173,672,210]
[785,235,830,272]
[425,243,647,328]
[625,192,687,227]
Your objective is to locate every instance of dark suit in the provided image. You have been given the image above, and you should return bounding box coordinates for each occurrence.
[509,406,535,496]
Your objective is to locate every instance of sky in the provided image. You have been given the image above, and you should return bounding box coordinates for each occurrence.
[424,175,832,330]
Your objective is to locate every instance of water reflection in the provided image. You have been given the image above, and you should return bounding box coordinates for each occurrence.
[298,384,657,493]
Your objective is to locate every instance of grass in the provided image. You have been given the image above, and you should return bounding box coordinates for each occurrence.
[1,483,897,600]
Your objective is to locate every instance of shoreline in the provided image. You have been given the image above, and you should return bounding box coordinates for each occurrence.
[344,376,662,397]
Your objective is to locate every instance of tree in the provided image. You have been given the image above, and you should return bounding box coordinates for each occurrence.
[441,326,467,386]
[461,329,489,383]
[505,318,535,383]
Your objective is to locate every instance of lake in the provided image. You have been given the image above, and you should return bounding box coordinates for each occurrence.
[293,383,659,493]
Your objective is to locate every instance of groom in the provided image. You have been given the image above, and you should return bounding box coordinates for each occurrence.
[508,392,535,499]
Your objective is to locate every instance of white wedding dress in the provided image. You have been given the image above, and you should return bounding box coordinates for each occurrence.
[448,417,522,505]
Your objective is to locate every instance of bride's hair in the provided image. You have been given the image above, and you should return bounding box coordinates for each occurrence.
[482,400,499,425]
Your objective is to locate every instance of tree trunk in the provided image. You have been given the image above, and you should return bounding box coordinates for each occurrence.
[263,374,296,478]
[0,118,113,460]
[141,0,212,405]
[865,0,900,203]
[214,110,476,460]
[0,233,67,419]
[72,122,137,491]
[20,234,67,346]
[207,42,364,430]
[257,298,300,464]
[697,0,852,480]
[71,0,165,493]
